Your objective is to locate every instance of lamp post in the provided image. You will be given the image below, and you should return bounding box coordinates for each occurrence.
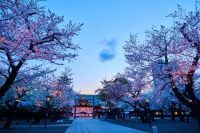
[105,99,109,120]
[92,95,95,119]
[44,95,52,129]
[74,98,77,119]
[145,99,151,126]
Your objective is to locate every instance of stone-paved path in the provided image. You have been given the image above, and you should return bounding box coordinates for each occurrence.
[65,118,146,133]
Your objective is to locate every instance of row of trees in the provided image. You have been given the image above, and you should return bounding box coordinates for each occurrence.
[0,0,82,128]
[0,68,76,128]
[97,1,200,123]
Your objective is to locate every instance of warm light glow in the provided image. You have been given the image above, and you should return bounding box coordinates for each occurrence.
[72,107,93,117]
[174,112,178,115]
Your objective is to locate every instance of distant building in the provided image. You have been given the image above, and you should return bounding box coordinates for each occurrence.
[71,94,103,117]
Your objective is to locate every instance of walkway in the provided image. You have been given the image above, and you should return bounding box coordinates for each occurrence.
[65,118,146,133]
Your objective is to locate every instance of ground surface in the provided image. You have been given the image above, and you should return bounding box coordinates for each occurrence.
[0,119,71,133]
[0,126,68,133]
[105,118,200,133]
[66,118,146,133]
[0,118,200,133]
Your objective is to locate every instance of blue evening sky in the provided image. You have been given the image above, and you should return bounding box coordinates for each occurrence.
[44,0,194,94]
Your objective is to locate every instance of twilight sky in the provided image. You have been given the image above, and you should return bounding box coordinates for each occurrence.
[44,0,194,94]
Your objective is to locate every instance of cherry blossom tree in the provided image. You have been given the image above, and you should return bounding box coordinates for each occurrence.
[124,2,200,118]
[0,67,76,128]
[96,74,132,108]
[97,73,151,122]
[48,68,76,110]
[0,0,82,98]
[0,67,55,128]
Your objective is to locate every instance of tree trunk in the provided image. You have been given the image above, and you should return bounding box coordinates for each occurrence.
[161,109,164,119]
[0,66,21,99]
[171,110,175,120]
[179,112,185,122]
[179,103,185,122]
[3,100,19,128]
[198,117,200,128]
[3,112,13,129]
[186,113,190,123]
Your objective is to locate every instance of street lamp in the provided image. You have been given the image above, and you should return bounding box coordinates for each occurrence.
[44,95,52,129]
[46,96,51,103]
